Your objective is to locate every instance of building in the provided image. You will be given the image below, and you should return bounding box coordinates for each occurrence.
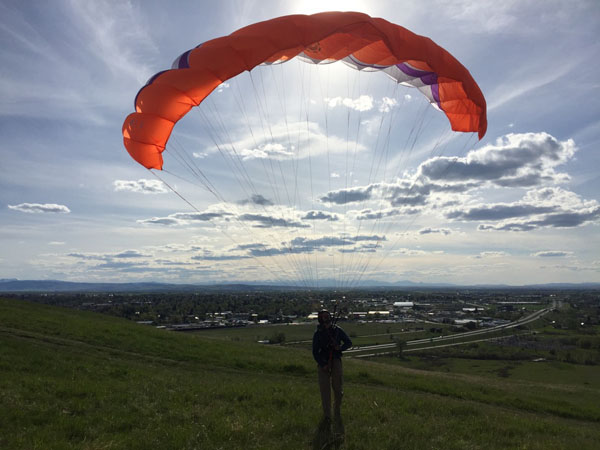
[393,301,414,309]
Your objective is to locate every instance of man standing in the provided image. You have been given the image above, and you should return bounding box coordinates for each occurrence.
[312,310,352,422]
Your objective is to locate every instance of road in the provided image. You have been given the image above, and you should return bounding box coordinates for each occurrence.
[346,303,553,358]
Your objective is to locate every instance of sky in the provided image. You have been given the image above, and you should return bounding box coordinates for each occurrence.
[1,0,599,287]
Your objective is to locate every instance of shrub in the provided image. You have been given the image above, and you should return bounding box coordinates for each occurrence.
[268,332,286,344]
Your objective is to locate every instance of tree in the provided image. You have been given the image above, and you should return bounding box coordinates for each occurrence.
[394,337,406,359]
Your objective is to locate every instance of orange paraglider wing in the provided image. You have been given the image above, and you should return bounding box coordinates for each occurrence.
[122,11,487,170]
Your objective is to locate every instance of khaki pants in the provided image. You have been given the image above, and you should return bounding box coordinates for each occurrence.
[318,358,343,419]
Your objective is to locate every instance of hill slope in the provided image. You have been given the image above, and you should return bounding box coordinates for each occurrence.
[1,298,599,449]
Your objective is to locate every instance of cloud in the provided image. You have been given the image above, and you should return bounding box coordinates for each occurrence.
[113,179,168,194]
[352,235,385,242]
[238,194,274,206]
[393,248,429,256]
[68,250,150,261]
[288,234,383,250]
[240,143,294,160]
[442,1,518,33]
[234,243,292,257]
[382,182,435,207]
[191,253,250,261]
[419,227,451,235]
[8,203,70,214]
[320,177,474,209]
[478,207,600,232]
[378,97,398,113]
[245,246,289,257]
[66,0,158,84]
[320,185,375,205]
[239,213,309,228]
[318,132,587,218]
[473,251,509,259]
[439,1,582,36]
[532,251,573,257]
[210,121,365,162]
[235,243,266,251]
[153,259,195,266]
[478,223,535,232]
[48,241,66,246]
[113,250,148,259]
[338,244,379,253]
[0,0,160,125]
[356,208,408,220]
[138,208,311,229]
[447,204,556,221]
[216,82,230,93]
[137,217,182,226]
[477,209,600,231]
[452,186,600,231]
[0,1,158,124]
[325,95,373,111]
[95,261,149,270]
[63,250,170,274]
[68,252,106,261]
[488,58,578,112]
[94,264,220,276]
[137,211,231,226]
[418,133,576,188]
[238,233,385,258]
[292,236,347,248]
[302,210,339,221]
[174,212,230,221]
[65,247,247,274]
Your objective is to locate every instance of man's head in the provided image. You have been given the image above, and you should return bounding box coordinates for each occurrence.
[318,310,332,327]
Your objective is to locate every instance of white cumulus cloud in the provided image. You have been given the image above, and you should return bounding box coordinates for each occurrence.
[8,203,70,213]
[418,132,576,188]
[379,97,398,112]
[325,95,373,112]
[240,143,294,160]
[216,82,230,93]
[113,179,169,194]
[532,251,573,257]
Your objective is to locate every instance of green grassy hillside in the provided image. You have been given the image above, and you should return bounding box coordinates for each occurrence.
[1,297,599,449]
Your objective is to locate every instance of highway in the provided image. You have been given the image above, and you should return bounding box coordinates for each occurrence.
[346,303,552,357]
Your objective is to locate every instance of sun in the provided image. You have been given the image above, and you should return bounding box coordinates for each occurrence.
[291,0,371,15]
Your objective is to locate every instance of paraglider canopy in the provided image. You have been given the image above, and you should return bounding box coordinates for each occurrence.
[123,12,486,170]
[121,12,487,289]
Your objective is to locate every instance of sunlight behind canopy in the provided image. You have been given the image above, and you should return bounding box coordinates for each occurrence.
[122,12,486,288]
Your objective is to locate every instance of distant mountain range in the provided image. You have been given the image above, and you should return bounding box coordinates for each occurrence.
[0,279,599,292]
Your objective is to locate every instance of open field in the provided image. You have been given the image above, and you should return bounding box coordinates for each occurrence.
[194,321,432,346]
[373,356,600,388]
[2,297,600,449]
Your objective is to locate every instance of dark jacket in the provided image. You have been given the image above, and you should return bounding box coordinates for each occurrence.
[312,325,352,367]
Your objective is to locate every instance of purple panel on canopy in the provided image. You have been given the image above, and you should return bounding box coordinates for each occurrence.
[171,50,192,69]
[134,70,169,107]
[397,62,437,84]
[431,83,441,105]
[397,62,428,77]
[178,50,192,69]
[420,72,437,85]
[347,55,389,70]
[398,62,441,106]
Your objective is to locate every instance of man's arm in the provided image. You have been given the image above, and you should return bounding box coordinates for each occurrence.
[338,328,352,352]
[312,332,322,365]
